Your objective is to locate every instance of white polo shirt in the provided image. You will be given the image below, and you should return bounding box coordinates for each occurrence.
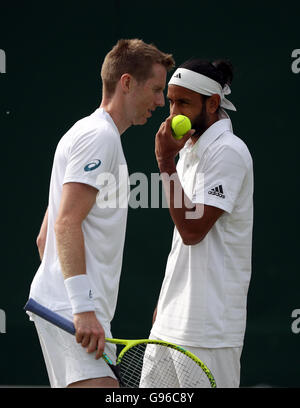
[29,108,129,328]
[152,116,253,348]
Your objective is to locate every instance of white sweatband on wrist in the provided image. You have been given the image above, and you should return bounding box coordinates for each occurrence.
[64,274,96,315]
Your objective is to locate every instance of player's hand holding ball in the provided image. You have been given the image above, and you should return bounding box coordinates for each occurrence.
[155,114,194,166]
[171,115,192,140]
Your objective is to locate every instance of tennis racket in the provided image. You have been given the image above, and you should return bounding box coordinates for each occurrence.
[24,298,216,388]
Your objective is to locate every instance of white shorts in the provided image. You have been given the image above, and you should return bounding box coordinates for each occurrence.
[142,334,242,388]
[32,311,117,388]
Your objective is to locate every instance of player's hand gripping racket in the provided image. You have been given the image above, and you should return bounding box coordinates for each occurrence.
[24,298,216,388]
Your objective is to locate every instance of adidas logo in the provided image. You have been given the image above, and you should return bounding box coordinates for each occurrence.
[174,72,181,79]
[208,185,225,198]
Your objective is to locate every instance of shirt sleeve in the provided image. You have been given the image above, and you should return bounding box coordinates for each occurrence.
[63,127,117,191]
[192,146,247,213]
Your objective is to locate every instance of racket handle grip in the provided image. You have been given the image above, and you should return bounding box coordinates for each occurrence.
[24,298,76,335]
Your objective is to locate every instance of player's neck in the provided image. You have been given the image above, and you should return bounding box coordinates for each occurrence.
[100,97,131,136]
[191,114,219,145]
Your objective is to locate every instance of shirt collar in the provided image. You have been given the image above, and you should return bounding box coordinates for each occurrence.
[93,107,120,137]
[182,111,233,159]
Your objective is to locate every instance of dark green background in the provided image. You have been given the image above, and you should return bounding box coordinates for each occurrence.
[0,0,299,387]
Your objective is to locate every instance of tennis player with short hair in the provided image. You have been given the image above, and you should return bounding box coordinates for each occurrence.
[149,58,253,387]
[28,39,174,388]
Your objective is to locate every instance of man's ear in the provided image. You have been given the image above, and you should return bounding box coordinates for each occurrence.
[120,73,133,94]
[206,94,221,114]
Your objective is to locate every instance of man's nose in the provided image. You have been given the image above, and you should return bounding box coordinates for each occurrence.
[170,104,181,116]
[156,91,165,107]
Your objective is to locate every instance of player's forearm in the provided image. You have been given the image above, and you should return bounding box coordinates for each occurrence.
[36,207,49,260]
[158,159,200,244]
[152,306,157,325]
[54,220,86,280]
[55,219,97,316]
[55,219,102,350]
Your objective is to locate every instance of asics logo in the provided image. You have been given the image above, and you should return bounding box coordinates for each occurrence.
[84,159,101,172]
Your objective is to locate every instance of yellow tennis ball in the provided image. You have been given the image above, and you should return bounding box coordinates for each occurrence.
[171,115,192,139]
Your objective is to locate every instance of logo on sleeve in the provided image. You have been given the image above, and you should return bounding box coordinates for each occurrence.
[208,185,225,198]
[84,159,101,172]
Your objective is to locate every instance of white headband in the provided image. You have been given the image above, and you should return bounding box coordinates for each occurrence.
[168,67,236,111]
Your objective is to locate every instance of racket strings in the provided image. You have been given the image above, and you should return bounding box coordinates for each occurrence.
[118,343,213,388]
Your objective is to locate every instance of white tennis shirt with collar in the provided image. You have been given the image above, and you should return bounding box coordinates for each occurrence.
[152,115,253,348]
[29,108,129,328]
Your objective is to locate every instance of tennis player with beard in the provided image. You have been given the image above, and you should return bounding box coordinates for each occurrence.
[149,58,253,388]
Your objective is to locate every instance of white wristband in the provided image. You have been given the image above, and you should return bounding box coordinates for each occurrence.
[64,275,95,314]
